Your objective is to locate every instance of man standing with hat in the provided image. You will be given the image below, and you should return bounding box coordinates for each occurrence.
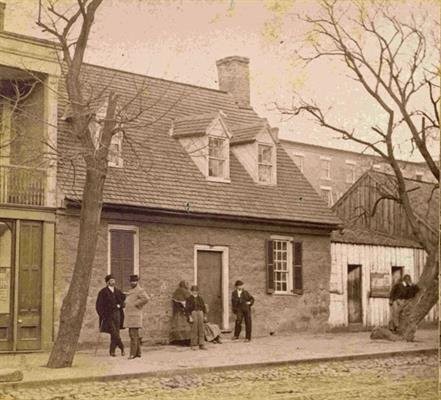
[231,280,254,342]
[185,285,208,350]
[124,274,149,359]
[96,274,126,356]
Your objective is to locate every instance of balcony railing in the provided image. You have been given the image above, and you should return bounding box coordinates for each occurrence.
[0,164,46,206]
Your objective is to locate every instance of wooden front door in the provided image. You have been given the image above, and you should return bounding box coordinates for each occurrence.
[110,229,135,292]
[0,220,14,351]
[17,221,42,350]
[197,251,222,326]
[347,264,362,324]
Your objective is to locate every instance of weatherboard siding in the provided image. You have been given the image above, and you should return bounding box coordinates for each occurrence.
[329,243,437,327]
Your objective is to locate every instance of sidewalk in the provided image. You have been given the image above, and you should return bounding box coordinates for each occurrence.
[0,329,437,388]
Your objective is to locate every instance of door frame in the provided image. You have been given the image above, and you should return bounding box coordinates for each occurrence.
[194,245,229,331]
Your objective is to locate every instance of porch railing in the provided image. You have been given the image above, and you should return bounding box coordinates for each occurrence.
[0,164,46,206]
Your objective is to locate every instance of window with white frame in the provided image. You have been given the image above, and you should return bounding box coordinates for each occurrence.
[266,237,303,295]
[320,157,331,179]
[208,136,227,178]
[320,186,333,206]
[258,144,273,183]
[89,107,123,168]
[292,153,304,172]
[345,161,356,184]
[272,239,291,293]
[108,132,123,168]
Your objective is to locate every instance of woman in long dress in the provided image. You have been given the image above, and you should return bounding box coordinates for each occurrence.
[169,280,223,345]
[170,281,191,345]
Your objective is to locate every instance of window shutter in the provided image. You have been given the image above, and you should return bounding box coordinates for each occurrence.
[266,240,274,294]
[292,241,303,294]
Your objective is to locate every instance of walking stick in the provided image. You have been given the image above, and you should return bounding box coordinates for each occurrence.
[94,320,104,356]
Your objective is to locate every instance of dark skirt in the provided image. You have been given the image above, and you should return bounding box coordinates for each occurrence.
[170,305,191,345]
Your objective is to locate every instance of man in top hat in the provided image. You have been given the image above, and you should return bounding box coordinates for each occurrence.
[124,274,149,359]
[231,280,254,342]
[96,274,126,356]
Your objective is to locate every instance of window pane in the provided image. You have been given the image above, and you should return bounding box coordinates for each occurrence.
[209,137,224,158]
[208,137,226,178]
[209,158,224,177]
[321,159,330,179]
[259,165,271,183]
[259,145,272,163]
[273,240,289,293]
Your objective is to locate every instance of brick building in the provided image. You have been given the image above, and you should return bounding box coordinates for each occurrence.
[281,140,435,207]
[0,18,341,351]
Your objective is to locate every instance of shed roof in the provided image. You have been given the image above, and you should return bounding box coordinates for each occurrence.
[331,170,438,246]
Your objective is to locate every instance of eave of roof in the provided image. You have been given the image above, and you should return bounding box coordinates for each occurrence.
[64,198,340,230]
[331,227,423,249]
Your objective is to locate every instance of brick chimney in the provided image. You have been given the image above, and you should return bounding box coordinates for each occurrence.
[0,3,5,31]
[216,56,251,109]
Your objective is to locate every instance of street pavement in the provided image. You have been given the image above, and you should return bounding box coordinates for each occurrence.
[0,353,437,399]
[0,328,436,388]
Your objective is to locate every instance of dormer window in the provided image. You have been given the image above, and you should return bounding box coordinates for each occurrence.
[258,144,273,183]
[230,121,278,185]
[208,137,227,178]
[108,132,123,168]
[171,111,231,182]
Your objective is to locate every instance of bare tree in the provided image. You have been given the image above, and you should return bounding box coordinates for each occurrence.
[27,0,183,367]
[277,0,439,341]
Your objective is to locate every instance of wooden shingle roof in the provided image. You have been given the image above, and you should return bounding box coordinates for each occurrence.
[57,63,341,227]
[332,170,438,246]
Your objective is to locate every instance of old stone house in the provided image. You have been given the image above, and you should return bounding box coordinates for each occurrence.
[0,22,341,351]
[328,171,438,328]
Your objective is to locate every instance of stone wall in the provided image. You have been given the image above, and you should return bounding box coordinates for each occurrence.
[54,212,332,345]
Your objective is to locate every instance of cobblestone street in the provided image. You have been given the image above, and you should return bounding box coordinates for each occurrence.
[0,354,437,400]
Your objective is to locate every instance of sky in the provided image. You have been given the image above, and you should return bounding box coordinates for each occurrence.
[3,0,440,161]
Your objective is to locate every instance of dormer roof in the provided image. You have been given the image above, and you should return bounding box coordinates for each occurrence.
[230,121,278,145]
[170,110,232,138]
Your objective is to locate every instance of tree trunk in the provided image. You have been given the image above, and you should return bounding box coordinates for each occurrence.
[47,165,106,368]
[371,249,439,342]
[397,249,439,341]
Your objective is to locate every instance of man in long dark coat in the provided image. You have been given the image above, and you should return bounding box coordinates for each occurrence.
[389,274,419,332]
[96,274,126,356]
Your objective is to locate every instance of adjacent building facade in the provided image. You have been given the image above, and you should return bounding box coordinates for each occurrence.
[0,29,59,352]
[328,171,438,328]
[281,140,435,207]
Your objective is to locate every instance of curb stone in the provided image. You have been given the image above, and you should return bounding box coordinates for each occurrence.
[0,348,436,391]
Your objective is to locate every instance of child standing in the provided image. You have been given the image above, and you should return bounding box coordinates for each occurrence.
[185,285,208,350]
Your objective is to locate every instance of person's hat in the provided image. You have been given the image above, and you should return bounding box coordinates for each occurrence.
[129,274,139,282]
[190,285,199,291]
[235,280,244,287]
[105,274,114,283]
